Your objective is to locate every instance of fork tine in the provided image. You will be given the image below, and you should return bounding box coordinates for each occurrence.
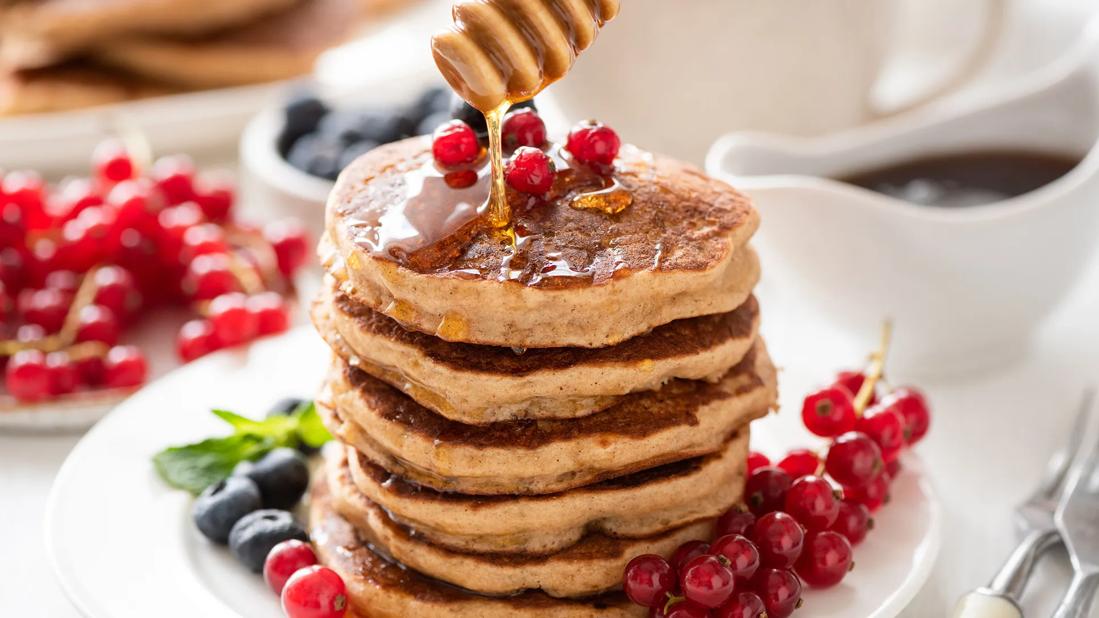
[1043,388,1097,500]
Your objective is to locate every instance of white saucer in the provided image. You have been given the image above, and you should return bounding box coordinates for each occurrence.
[45,327,941,617]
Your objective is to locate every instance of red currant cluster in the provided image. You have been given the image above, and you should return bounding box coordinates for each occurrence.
[430,108,621,195]
[623,329,932,617]
[263,540,348,618]
[0,140,309,404]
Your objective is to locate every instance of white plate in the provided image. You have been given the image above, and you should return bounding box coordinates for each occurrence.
[45,327,941,618]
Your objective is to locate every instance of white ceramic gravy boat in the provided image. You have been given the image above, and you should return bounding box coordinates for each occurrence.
[706,17,1099,376]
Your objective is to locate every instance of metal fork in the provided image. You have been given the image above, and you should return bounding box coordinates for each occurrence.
[1052,400,1099,618]
[954,390,1095,618]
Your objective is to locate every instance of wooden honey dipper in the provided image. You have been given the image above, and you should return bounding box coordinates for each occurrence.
[432,0,620,227]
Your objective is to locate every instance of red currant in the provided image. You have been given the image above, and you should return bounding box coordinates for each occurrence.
[156,202,205,264]
[664,600,710,618]
[209,292,258,346]
[108,179,158,233]
[715,507,756,537]
[5,350,50,402]
[715,591,767,618]
[844,472,891,512]
[830,500,873,545]
[264,539,318,595]
[749,568,802,618]
[746,451,770,475]
[54,177,104,222]
[502,108,546,149]
[784,475,840,531]
[825,432,884,487]
[505,146,556,194]
[856,404,907,461]
[886,458,902,478]
[670,540,710,572]
[195,174,235,222]
[801,385,856,437]
[103,345,147,388]
[4,170,47,229]
[177,319,221,362]
[183,253,240,300]
[19,288,71,333]
[432,120,480,167]
[181,223,228,261]
[623,554,674,608]
[795,530,853,588]
[247,292,291,335]
[776,448,820,479]
[280,565,348,618]
[75,304,120,346]
[74,354,106,387]
[45,352,78,395]
[749,511,804,569]
[883,387,931,445]
[680,554,735,608]
[744,466,792,515]
[92,265,141,321]
[264,219,309,277]
[152,154,197,205]
[566,120,621,166]
[710,534,760,584]
[92,139,135,183]
[44,270,80,294]
[834,370,876,406]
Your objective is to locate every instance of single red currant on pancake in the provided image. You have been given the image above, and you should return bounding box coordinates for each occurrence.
[432,120,480,168]
[505,146,556,194]
[855,403,907,461]
[795,530,854,588]
[670,540,710,572]
[750,512,805,569]
[802,385,857,437]
[746,451,770,475]
[744,466,792,515]
[715,591,767,618]
[784,475,840,531]
[502,108,547,149]
[680,554,735,608]
[825,431,884,487]
[777,448,820,479]
[566,120,621,166]
[103,345,147,388]
[830,499,873,545]
[6,349,50,402]
[281,565,348,618]
[844,471,891,512]
[715,507,756,537]
[264,539,318,595]
[883,387,931,445]
[749,568,803,618]
[623,554,674,608]
[710,534,760,584]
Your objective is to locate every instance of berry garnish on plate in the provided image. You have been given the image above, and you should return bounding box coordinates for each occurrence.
[265,539,319,595]
[281,565,349,618]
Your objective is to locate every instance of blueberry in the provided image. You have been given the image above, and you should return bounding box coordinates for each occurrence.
[286,134,342,180]
[236,447,310,509]
[280,92,329,150]
[339,140,379,170]
[416,111,450,137]
[192,476,262,544]
[267,397,307,418]
[228,509,307,572]
[413,86,452,118]
[356,110,408,144]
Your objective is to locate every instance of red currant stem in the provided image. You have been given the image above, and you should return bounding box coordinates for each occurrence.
[57,266,103,345]
[225,226,285,292]
[663,594,685,614]
[853,320,893,416]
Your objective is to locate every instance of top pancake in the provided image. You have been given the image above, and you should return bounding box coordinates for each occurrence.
[324,136,760,348]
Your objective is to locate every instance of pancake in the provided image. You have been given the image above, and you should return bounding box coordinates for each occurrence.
[91,0,367,88]
[344,429,747,555]
[0,0,297,69]
[0,63,176,116]
[323,136,761,348]
[318,341,775,495]
[309,480,644,618]
[326,449,714,598]
[313,275,760,423]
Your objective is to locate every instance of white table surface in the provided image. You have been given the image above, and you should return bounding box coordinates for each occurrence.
[5,0,1099,616]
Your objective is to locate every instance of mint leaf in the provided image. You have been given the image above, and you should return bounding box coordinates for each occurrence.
[292,401,332,448]
[153,434,274,494]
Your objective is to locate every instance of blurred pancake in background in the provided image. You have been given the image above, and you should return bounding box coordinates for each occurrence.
[0,62,176,115]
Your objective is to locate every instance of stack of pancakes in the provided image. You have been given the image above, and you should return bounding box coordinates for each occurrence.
[0,0,397,116]
[310,136,778,617]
